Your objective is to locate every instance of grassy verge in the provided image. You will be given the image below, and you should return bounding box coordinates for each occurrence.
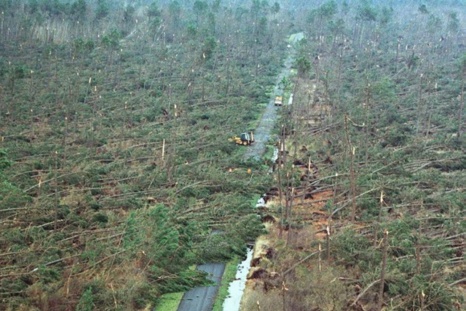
[263,144,275,161]
[154,292,184,311]
[212,257,241,311]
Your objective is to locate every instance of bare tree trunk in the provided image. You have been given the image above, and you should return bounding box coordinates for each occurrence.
[286,187,294,246]
[374,191,384,247]
[282,275,287,311]
[349,146,356,222]
[363,84,371,162]
[416,74,424,135]
[54,151,59,230]
[336,52,343,115]
[378,190,384,223]
[395,41,400,73]
[345,115,357,221]
[420,290,425,311]
[63,117,68,163]
[326,226,330,261]
[458,70,464,137]
[377,230,389,311]
[425,82,437,138]
[318,243,322,271]
[278,139,284,239]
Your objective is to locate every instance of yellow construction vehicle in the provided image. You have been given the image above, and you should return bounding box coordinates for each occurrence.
[274,95,283,106]
[231,131,255,146]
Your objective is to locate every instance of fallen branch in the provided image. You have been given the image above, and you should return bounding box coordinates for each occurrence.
[331,187,382,217]
[26,254,82,274]
[175,181,209,195]
[76,250,127,276]
[95,232,124,242]
[350,279,380,307]
[57,228,121,243]
[283,250,320,276]
[449,278,466,286]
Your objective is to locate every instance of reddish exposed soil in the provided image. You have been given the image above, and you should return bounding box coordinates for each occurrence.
[240,188,334,309]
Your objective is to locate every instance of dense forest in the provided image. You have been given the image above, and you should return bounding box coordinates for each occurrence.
[0,0,464,310]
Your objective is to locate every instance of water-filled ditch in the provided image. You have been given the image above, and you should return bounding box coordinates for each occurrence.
[221,247,254,310]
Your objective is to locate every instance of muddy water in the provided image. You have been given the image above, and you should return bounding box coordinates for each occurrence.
[221,247,254,311]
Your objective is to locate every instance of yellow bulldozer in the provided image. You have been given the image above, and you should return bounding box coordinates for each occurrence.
[231,131,255,146]
[274,95,283,106]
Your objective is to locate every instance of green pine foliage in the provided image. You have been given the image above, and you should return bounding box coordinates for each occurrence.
[0,1,464,310]
[0,0,285,309]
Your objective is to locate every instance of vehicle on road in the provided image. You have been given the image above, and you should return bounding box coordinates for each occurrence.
[274,95,283,106]
[231,132,255,145]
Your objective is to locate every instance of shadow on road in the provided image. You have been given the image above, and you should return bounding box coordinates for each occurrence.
[177,263,226,311]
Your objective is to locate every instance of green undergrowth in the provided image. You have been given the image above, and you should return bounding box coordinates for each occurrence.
[155,292,183,311]
[0,0,285,307]
[212,256,243,311]
[263,144,275,160]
